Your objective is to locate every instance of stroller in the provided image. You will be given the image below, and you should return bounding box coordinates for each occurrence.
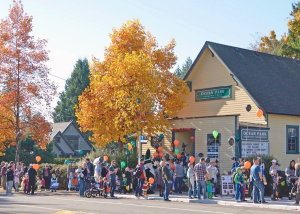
[85,178,108,198]
[287,176,299,200]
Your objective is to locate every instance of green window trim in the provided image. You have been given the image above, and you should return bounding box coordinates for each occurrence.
[286,125,299,154]
[207,134,221,146]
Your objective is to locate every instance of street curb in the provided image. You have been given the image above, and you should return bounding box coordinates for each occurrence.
[217,201,300,211]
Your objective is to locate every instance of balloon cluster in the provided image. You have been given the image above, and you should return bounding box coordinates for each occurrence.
[124,141,136,156]
[153,134,165,159]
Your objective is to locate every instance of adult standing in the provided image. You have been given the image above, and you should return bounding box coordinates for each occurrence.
[250,157,267,204]
[285,160,296,190]
[269,159,280,201]
[174,161,184,194]
[161,161,172,201]
[194,158,207,200]
[109,160,118,198]
[6,164,14,196]
[42,164,51,191]
[157,164,164,197]
[187,162,196,199]
[296,157,300,178]
[27,164,37,195]
[66,163,75,191]
[86,158,93,178]
[1,162,8,190]
[231,157,239,173]
[207,161,218,197]
[238,158,245,167]
[135,158,146,197]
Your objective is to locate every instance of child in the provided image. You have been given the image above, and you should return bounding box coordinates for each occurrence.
[142,179,148,196]
[23,174,29,194]
[68,172,73,191]
[103,177,108,197]
[206,174,213,199]
[241,167,248,201]
[234,167,244,202]
[121,174,127,194]
[14,169,20,191]
[276,170,284,200]
[36,176,42,192]
[50,173,58,192]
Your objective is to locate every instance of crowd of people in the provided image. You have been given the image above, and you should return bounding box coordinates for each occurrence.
[1,154,300,206]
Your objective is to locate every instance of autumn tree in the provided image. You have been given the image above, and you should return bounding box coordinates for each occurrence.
[76,19,189,148]
[53,58,90,122]
[0,0,56,162]
[174,57,193,79]
[251,2,300,59]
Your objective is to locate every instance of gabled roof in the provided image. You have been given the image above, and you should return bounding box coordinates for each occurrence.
[52,131,75,155]
[185,41,300,116]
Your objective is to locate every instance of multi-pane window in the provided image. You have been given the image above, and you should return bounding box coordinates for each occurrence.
[287,126,299,154]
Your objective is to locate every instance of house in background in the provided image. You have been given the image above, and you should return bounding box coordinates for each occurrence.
[50,121,93,158]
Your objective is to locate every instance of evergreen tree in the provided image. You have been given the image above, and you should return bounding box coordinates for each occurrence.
[54,58,90,122]
[174,57,193,79]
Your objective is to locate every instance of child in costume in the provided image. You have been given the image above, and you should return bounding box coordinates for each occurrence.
[121,174,128,194]
[36,176,42,192]
[103,177,108,197]
[14,169,20,191]
[241,166,248,201]
[50,173,59,192]
[234,167,244,202]
[142,179,148,196]
[206,174,213,199]
[68,172,73,191]
[23,173,29,194]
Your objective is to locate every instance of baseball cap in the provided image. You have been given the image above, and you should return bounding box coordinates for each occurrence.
[272,159,277,163]
[29,164,33,167]
[231,157,236,160]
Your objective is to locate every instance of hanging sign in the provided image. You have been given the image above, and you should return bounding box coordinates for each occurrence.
[242,142,269,157]
[241,129,269,142]
[195,86,231,101]
[140,136,148,144]
[207,146,219,158]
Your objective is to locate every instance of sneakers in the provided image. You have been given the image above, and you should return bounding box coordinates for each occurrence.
[189,197,193,199]
[163,199,171,202]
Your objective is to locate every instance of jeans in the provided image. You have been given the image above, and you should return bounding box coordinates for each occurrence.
[175,177,183,193]
[28,180,35,194]
[235,183,244,201]
[197,180,206,199]
[110,179,116,197]
[271,182,277,200]
[188,179,196,197]
[253,180,265,203]
[79,178,85,196]
[164,180,171,200]
[85,179,90,191]
[135,178,145,196]
[6,180,13,195]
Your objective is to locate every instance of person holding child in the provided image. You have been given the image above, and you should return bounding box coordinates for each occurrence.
[207,161,218,197]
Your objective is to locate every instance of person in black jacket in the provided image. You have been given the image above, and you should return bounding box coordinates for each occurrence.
[28,164,37,195]
[6,165,14,195]
[42,164,51,191]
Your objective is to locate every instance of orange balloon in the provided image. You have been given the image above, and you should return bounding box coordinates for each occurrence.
[104,156,109,161]
[174,140,179,147]
[245,161,251,169]
[128,143,132,150]
[157,146,162,152]
[36,156,41,163]
[256,109,263,118]
[171,165,175,170]
[159,153,164,157]
[177,154,181,159]
[33,164,39,170]
[153,152,158,158]
[149,177,154,184]
[189,156,195,163]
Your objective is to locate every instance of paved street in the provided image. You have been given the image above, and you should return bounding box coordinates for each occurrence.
[0,194,299,214]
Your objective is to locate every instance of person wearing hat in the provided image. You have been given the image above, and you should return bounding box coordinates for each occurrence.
[234,167,244,202]
[135,157,147,197]
[269,160,280,201]
[27,164,37,195]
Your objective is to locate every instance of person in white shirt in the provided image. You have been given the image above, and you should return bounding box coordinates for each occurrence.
[206,161,218,196]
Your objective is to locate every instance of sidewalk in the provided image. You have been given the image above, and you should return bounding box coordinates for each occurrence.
[1,188,299,211]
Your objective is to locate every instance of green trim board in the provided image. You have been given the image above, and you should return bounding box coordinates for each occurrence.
[286,125,299,154]
[195,86,232,101]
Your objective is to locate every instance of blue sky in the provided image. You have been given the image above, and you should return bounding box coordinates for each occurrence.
[0,0,294,107]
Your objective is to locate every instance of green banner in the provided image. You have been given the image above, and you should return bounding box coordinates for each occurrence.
[195,86,231,101]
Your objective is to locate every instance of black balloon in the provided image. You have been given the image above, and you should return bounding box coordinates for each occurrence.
[157,137,162,142]
[165,154,169,159]
[228,138,234,146]
[246,104,252,112]
[155,143,159,149]
[198,152,204,158]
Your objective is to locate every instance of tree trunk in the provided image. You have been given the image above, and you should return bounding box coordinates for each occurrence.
[118,141,123,152]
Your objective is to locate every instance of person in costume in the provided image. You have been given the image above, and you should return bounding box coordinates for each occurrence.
[144,149,155,194]
[206,174,213,199]
[234,167,244,202]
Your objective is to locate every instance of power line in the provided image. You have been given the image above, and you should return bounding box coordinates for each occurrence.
[49,73,67,81]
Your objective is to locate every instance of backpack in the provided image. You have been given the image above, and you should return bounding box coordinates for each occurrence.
[134,167,141,178]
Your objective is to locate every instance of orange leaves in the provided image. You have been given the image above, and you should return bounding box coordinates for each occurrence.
[76,19,189,147]
[0,0,57,159]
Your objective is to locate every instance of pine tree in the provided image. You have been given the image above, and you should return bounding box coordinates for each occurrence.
[54,58,90,122]
[174,57,193,79]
